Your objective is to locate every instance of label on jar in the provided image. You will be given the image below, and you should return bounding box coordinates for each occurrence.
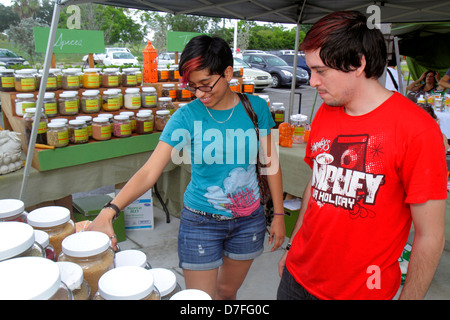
[107,76,119,87]
[66,76,79,88]
[275,113,284,122]
[21,78,36,91]
[181,90,191,99]
[38,121,47,134]
[120,124,131,135]
[21,102,36,115]
[126,75,137,86]
[85,75,100,87]
[243,84,254,93]
[293,126,305,136]
[143,121,153,132]
[44,102,57,115]
[74,128,88,142]
[100,126,111,138]
[145,95,156,106]
[105,98,119,110]
[58,130,69,144]
[1,76,14,88]
[85,99,99,111]
[46,77,57,89]
[64,100,78,113]
[131,96,141,108]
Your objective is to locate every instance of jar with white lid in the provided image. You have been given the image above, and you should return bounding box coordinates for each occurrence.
[271,102,285,129]
[92,117,111,141]
[169,64,180,82]
[120,111,136,132]
[114,249,151,269]
[229,78,239,92]
[158,67,169,82]
[135,112,154,134]
[131,68,142,85]
[98,113,114,132]
[113,115,131,138]
[124,87,141,110]
[158,96,174,114]
[47,122,69,148]
[38,69,58,91]
[57,261,91,300]
[289,114,308,144]
[241,79,255,94]
[122,68,137,87]
[162,83,177,100]
[109,88,124,108]
[68,120,88,144]
[94,266,160,300]
[141,86,157,108]
[177,84,192,102]
[23,107,47,145]
[34,230,56,261]
[27,206,75,258]
[61,68,80,90]
[81,90,100,113]
[50,117,68,127]
[150,268,182,300]
[0,199,26,222]
[42,92,57,118]
[170,289,212,300]
[14,69,36,92]
[102,90,120,111]
[15,93,36,116]
[155,109,170,131]
[58,91,79,115]
[58,231,115,299]
[82,68,100,89]
[0,222,45,262]
[76,115,93,137]
[102,68,120,88]
[0,257,73,300]
[0,69,15,92]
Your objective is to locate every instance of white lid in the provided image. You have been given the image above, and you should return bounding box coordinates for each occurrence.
[93,117,109,123]
[162,83,175,88]
[0,199,25,218]
[150,268,177,297]
[138,110,152,114]
[62,68,79,73]
[51,118,68,124]
[107,88,121,93]
[27,206,71,228]
[156,110,170,115]
[136,112,152,117]
[16,93,35,99]
[0,69,14,73]
[76,115,92,121]
[98,113,113,119]
[170,289,212,300]
[103,68,119,73]
[120,111,134,116]
[24,107,36,113]
[33,229,50,248]
[56,261,84,290]
[44,92,55,98]
[125,88,140,93]
[59,92,77,98]
[61,231,110,257]
[272,102,284,106]
[0,222,35,261]
[0,257,61,300]
[114,115,129,120]
[158,97,172,102]
[83,68,98,73]
[114,249,148,268]
[68,120,85,126]
[141,87,156,92]
[122,68,134,72]
[15,69,35,74]
[103,90,118,95]
[82,90,99,96]
[98,266,155,300]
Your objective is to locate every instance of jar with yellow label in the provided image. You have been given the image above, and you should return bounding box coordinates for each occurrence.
[135,112,154,134]
[68,120,89,144]
[131,68,142,85]
[76,116,93,137]
[158,97,175,114]
[15,69,36,92]
[141,87,157,108]
[47,122,69,148]
[82,68,100,89]
[61,68,80,90]
[58,92,79,116]
[113,115,132,138]
[102,90,120,112]
[92,117,111,141]
[102,68,120,88]
[122,68,137,87]
[0,69,15,92]
[38,69,58,91]
[43,92,58,118]
[80,90,100,113]
[120,111,136,132]
[23,107,47,145]
[15,93,36,116]
[124,88,141,110]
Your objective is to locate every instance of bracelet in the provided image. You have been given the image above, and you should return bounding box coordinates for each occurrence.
[273,212,285,216]
[103,200,121,222]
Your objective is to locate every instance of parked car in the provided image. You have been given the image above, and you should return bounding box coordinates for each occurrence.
[234,57,272,91]
[157,52,175,66]
[82,47,131,64]
[242,53,309,88]
[278,54,311,77]
[0,49,29,68]
[103,51,139,66]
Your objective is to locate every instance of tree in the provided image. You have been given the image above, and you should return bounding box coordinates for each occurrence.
[0,4,20,33]
[11,0,40,20]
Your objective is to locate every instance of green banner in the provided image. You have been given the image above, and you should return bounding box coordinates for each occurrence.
[33,27,105,54]
[166,31,204,52]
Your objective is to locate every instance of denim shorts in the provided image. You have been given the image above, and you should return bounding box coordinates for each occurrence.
[178,205,266,271]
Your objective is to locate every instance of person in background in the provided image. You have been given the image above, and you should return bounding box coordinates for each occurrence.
[277,10,447,300]
[406,70,441,94]
[438,67,450,92]
[385,59,402,92]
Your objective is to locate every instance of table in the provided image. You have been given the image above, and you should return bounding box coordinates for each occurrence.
[436,111,450,137]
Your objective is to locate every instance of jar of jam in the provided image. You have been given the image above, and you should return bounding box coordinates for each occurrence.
[0,222,45,262]
[135,111,154,134]
[34,230,56,261]
[58,231,115,299]
[122,68,137,87]
[58,92,79,116]
[38,69,58,91]
[102,90,120,111]
[0,199,26,222]
[68,120,89,144]
[124,88,141,110]
[114,249,151,269]
[162,83,176,100]
[94,266,160,300]
[150,268,182,300]
[241,79,255,94]
[15,93,36,116]
[158,97,175,114]
[155,110,170,131]
[141,86,157,108]
[14,69,36,92]
[102,68,120,88]
[57,261,91,300]
[61,68,80,90]
[82,68,100,89]
[0,257,73,300]
[47,122,69,148]
[81,90,100,113]
[23,107,47,145]
[158,67,169,82]
[27,206,75,258]
[113,115,131,138]
[0,69,15,92]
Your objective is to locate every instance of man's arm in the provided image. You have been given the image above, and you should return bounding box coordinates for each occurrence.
[399,199,446,299]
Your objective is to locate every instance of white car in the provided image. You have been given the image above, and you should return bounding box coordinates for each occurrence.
[83,48,131,64]
[103,51,139,66]
[157,52,175,66]
[234,57,272,91]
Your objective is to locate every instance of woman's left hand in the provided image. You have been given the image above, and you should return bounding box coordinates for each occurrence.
[268,215,286,251]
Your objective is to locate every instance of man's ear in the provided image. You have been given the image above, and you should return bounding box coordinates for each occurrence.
[355,54,366,77]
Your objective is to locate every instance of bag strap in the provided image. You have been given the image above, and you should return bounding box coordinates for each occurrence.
[386,68,398,91]
[237,92,259,140]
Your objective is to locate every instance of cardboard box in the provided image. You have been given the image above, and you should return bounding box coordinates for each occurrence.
[115,188,154,230]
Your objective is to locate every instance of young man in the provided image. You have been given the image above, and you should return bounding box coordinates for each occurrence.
[277,11,447,300]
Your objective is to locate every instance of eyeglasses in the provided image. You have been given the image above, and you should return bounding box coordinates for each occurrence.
[186,73,224,93]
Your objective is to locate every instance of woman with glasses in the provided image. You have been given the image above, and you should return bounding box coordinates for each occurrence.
[88,35,285,299]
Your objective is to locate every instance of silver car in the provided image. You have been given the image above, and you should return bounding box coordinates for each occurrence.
[234,57,273,91]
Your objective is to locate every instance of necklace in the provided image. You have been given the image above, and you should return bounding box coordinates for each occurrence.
[205,94,238,124]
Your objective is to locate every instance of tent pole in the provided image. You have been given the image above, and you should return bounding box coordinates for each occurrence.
[393,36,404,95]
[19,1,62,200]
[289,24,300,119]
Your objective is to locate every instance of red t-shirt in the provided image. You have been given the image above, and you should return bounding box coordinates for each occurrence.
[286,92,448,300]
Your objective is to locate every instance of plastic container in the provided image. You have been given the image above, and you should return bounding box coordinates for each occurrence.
[92,117,112,141]
[289,114,308,144]
[14,69,36,92]
[229,79,239,92]
[241,79,255,94]
[15,93,36,117]
[43,92,58,118]
[38,69,58,91]
[124,88,141,110]
[102,68,120,88]
[68,120,89,144]
[82,68,100,89]
[155,109,170,131]
[120,111,136,132]
[158,96,175,114]
[158,67,169,82]
[0,257,73,300]
[150,268,182,300]
[58,231,115,299]
[271,102,285,129]
[23,107,47,145]
[94,266,160,300]
[177,84,192,102]
[76,116,93,137]
[162,83,177,100]
[57,261,91,300]
[169,65,180,81]
[113,115,132,138]
[58,92,79,116]
[46,122,69,148]
[98,113,114,132]
[102,90,120,111]
[34,230,56,261]
[141,86,157,108]
[80,90,101,113]
[122,68,137,87]
[27,206,75,258]
[135,112,154,134]
[0,222,45,262]
[61,68,80,90]
[0,69,16,92]
[109,88,123,108]
[114,249,151,269]
[0,199,27,222]
[170,289,212,300]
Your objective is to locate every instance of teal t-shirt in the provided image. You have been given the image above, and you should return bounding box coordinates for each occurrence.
[159,94,275,217]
